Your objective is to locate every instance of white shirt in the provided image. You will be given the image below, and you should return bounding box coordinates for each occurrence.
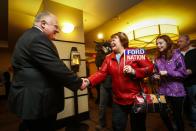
[34,25,43,32]
[181,46,195,56]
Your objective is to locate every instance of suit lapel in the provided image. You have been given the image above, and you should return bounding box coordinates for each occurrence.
[51,42,60,58]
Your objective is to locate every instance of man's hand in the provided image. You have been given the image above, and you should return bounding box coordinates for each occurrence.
[80,78,90,90]
[187,69,192,75]
[159,71,167,76]
[153,74,160,80]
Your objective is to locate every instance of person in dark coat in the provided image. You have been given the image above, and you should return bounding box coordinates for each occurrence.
[8,11,86,131]
[2,71,11,98]
[177,35,196,129]
[95,42,113,130]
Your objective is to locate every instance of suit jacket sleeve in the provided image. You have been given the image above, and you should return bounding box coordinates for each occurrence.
[185,49,196,75]
[29,34,82,91]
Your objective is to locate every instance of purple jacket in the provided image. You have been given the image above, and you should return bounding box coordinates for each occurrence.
[155,49,187,97]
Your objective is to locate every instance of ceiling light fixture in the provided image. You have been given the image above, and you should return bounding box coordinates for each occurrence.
[127,24,179,48]
[97,33,104,39]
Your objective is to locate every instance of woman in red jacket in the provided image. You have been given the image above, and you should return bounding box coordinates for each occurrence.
[85,32,153,131]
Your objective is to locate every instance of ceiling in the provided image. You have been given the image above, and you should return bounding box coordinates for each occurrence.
[84,0,196,51]
[50,0,142,32]
[1,0,196,50]
[9,0,141,32]
[3,0,141,49]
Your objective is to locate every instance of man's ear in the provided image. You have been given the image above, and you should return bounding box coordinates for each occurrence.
[40,20,47,29]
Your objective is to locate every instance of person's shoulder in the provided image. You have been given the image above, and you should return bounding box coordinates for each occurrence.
[186,47,196,56]
[20,27,42,39]
[30,28,50,43]
[23,27,40,34]
[188,47,196,53]
[15,28,37,44]
[172,49,181,56]
[105,52,114,59]
[172,49,183,59]
[173,49,181,54]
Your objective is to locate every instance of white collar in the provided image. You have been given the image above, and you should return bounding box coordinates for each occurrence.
[34,25,43,32]
[181,46,195,56]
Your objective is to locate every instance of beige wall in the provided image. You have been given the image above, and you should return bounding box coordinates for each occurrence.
[50,3,87,119]
[54,41,88,119]
[45,0,84,43]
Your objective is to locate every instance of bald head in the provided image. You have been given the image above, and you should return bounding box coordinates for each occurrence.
[177,35,190,51]
[34,11,59,40]
[34,12,54,24]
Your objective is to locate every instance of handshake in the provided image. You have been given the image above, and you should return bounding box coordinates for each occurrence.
[80,78,90,90]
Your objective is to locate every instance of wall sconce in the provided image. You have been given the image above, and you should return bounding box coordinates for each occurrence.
[128,24,179,48]
[97,33,104,40]
[70,47,80,73]
[62,22,75,33]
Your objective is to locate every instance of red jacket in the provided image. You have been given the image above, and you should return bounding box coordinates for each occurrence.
[89,51,153,105]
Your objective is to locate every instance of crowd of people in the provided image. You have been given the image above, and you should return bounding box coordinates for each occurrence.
[84,33,196,131]
[5,11,196,131]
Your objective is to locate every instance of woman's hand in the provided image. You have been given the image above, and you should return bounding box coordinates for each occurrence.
[123,65,135,75]
[153,74,160,80]
[187,69,192,75]
[159,70,167,76]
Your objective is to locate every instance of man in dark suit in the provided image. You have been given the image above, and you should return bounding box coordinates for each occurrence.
[8,11,86,131]
[178,35,196,129]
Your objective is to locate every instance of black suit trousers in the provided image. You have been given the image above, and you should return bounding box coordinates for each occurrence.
[20,114,57,131]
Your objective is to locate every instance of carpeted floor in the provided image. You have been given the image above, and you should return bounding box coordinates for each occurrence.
[0,94,195,131]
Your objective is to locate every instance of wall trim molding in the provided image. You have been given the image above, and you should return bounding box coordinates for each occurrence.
[54,39,85,45]
[64,93,88,99]
[62,59,86,61]
[56,111,90,129]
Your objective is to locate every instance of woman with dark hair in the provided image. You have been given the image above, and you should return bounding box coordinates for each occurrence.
[84,32,153,131]
[153,35,187,131]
